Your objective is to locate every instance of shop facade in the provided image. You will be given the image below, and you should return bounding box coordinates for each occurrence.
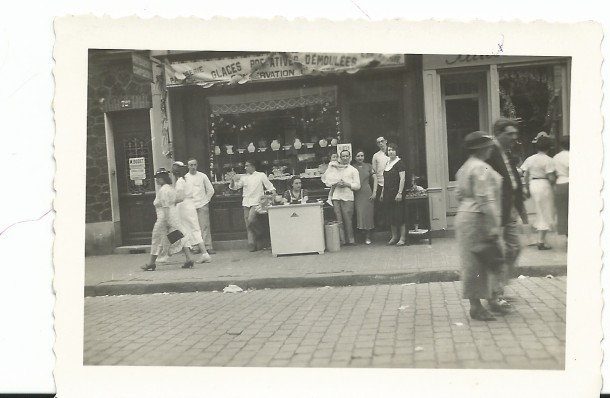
[85,50,571,254]
[421,54,571,230]
[85,50,426,253]
[159,51,427,243]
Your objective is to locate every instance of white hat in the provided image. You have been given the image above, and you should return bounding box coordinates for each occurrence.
[532,131,552,143]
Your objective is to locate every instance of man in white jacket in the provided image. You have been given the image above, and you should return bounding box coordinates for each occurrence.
[185,159,216,254]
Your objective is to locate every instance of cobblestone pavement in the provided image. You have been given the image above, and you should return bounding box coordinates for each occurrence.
[84,276,566,369]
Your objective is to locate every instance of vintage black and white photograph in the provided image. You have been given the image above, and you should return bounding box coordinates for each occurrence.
[53,16,602,398]
[83,48,569,369]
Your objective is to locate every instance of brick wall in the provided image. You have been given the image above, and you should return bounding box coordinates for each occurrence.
[86,53,151,223]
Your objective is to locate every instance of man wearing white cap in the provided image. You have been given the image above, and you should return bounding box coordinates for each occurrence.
[184,158,216,254]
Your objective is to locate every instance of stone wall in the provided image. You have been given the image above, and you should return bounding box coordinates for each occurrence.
[86,53,151,223]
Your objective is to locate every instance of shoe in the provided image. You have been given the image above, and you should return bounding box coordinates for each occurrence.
[248,245,258,252]
[537,243,552,250]
[197,254,212,263]
[469,307,496,321]
[487,298,514,314]
[395,240,406,246]
[141,264,156,271]
[387,239,398,245]
[365,239,372,245]
[181,260,194,269]
[207,249,216,255]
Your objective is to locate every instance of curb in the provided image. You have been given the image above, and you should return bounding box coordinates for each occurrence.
[84,264,566,297]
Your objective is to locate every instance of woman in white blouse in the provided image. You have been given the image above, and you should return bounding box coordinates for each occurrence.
[521,134,556,250]
[142,168,197,271]
[553,137,569,237]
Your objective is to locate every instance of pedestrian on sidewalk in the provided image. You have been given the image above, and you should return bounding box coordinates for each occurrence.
[353,149,375,244]
[142,168,197,271]
[172,162,212,264]
[381,143,410,246]
[324,149,360,246]
[228,159,276,252]
[184,158,216,254]
[485,118,527,310]
[553,136,570,237]
[455,131,503,321]
[521,133,557,250]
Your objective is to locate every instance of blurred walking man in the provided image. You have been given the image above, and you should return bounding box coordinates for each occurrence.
[485,118,528,311]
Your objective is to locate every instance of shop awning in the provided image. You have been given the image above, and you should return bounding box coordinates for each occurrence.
[208,86,337,115]
[164,52,405,87]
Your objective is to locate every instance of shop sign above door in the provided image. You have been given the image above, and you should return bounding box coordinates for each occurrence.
[165,52,405,87]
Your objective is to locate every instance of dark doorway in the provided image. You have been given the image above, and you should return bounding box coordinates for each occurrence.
[349,100,401,162]
[111,109,156,246]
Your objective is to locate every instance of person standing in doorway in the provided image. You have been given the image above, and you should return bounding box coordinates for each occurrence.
[371,136,390,228]
[185,158,216,254]
[485,118,528,310]
[324,150,361,246]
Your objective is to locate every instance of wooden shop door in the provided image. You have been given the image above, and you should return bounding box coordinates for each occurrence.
[111,109,156,246]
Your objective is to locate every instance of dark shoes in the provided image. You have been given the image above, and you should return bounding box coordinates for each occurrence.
[537,243,552,250]
[469,307,496,321]
[141,264,156,271]
[487,298,514,314]
[181,260,194,269]
[207,249,216,255]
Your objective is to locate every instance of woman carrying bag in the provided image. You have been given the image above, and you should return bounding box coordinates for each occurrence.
[455,132,506,321]
[142,168,197,271]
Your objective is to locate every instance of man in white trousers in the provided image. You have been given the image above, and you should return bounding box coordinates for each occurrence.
[185,158,216,254]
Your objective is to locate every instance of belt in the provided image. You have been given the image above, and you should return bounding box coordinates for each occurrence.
[532,177,548,180]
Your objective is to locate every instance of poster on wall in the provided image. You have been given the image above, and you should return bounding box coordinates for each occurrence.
[336,143,352,161]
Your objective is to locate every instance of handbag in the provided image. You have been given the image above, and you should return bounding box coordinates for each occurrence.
[471,237,504,270]
[167,229,184,244]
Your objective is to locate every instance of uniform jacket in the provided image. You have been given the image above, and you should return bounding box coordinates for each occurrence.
[485,143,525,226]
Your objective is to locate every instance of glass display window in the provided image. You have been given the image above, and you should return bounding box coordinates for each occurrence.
[499,62,569,160]
[207,86,342,187]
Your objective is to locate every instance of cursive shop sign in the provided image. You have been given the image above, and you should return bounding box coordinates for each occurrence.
[165,52,405,87]
[422,54,564,70]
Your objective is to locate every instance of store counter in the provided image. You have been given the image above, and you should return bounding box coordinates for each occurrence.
[267,202,325,257]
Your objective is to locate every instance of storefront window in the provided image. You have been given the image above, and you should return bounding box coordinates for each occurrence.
[208,86,341,192]
[499,63,568,160]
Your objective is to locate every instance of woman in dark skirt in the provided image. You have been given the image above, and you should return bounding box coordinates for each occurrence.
[353,150,375,244]
[381,143,409,246]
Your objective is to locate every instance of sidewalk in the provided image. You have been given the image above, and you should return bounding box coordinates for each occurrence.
[84,233,568,297]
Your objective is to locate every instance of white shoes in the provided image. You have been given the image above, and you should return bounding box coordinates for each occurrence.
[156,254,170,263]
[196,253,212,263]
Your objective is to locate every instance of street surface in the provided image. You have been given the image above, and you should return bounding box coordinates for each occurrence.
[84,276,565,369]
